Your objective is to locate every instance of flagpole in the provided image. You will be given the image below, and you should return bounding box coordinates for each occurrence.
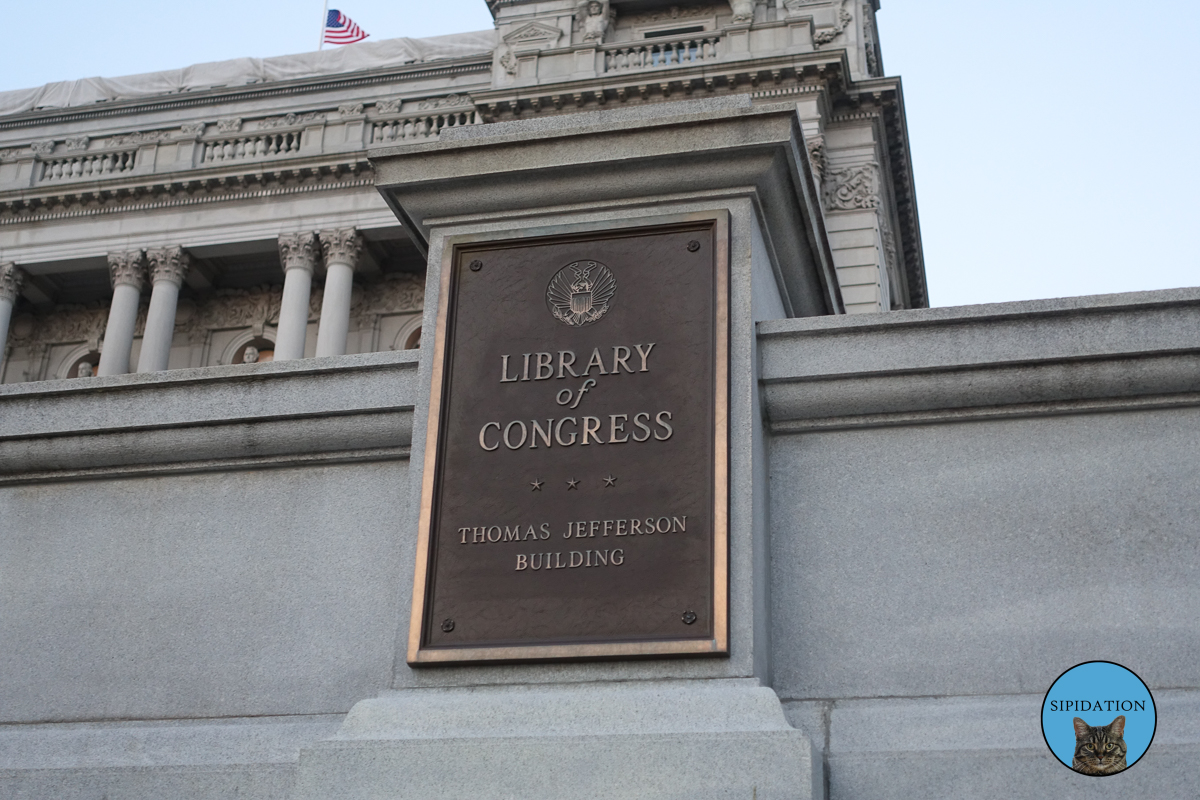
[318,0,329,50]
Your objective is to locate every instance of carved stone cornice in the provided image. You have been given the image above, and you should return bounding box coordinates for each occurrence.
[145,246,192,287]
[278,232,320,274]
[0,166,374,227]
[1,262,26,303]
[319,228,364,270]
[107,250,147,290]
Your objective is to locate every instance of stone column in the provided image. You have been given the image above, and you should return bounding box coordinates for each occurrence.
[137,247,191,373]
[316,228,364,358]
[0,262,26,371]
[275,233,319,361]
[97,251,146,377]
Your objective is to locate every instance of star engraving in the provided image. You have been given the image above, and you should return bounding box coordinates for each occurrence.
[604,475,617,487]
[531,479,544,491]
[567,479,580,490]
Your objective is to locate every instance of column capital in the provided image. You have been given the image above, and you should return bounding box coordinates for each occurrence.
[107,250,147,291]
[319,228,365,271]
[0,262,25,304]
[145,246,192,287]
[278,232,320,274]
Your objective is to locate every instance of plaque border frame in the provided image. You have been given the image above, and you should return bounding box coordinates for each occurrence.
[407,211,730,665]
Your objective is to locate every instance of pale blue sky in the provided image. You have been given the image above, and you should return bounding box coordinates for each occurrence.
[3,1,1197,307]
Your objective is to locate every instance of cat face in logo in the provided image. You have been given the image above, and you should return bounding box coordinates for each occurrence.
[1072,715,1127,775]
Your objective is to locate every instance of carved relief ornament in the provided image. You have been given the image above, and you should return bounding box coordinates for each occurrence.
[782,0,827,13]
[318,228,364,270]
[107,129,182,147]
[351,272,426,325]
[627,4,713,25]
[278,232,320,274]
[813,0,853,47]
[823,162,881,210]
[0,262,25,304]
[16,306,109,347]
[416,94,471,110]
[503,22,564,51]
[258,112,323,130]
[199,286,282,330]
[806,135,827,186]
[498,46,518,76]
[862,2,880,75]
[730,0,756,24]
[145,246,192,287]
[576,1,614,43]
[107,250,147,290]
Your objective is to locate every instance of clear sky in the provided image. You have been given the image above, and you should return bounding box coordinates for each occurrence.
[2,1,1197,307]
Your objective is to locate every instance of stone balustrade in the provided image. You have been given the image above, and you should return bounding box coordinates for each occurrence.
[603,34,722,73]
[2,95,479,194]
[201,131,303,163]
[37,149,138,182]
[369,110,479,146]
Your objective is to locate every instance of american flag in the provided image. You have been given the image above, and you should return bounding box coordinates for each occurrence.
[323,9,369,46]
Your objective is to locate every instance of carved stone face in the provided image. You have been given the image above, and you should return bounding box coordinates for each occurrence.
[242,346,260,364]
[76,361,94,378]
[588,1,602,14]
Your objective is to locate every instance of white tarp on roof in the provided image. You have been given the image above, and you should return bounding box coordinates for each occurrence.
[0,31,497,118]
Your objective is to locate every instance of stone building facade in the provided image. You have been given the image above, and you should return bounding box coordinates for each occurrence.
[0,0,922,383]
[3,3,1195,800]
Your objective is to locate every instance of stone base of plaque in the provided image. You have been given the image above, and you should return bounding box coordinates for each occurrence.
[293,679,819,800]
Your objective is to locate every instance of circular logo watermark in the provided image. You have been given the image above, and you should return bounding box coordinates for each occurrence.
[1041,661,1156,776]
[546,260,616,327]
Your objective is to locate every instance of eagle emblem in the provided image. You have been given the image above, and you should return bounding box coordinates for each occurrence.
[546,260,616,327]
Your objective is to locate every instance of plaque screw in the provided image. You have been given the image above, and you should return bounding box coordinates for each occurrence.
[682,610,698,625]
[687,240,701,252]
[441,619,456,633]
[469,260,483,272]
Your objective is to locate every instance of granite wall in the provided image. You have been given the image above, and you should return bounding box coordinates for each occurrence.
[1,289,1197,798]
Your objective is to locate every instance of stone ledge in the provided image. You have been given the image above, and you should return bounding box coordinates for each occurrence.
[759,287,1200,429]
[295,680,820,800]
[0,351,419,439]
[0,351,419,478]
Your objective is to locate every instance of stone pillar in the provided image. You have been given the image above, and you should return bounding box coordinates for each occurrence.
[0,262,26,371]
[97,251,146,377]
[137,247,191,373]
[315,228,364,358]
[275,233,319,361]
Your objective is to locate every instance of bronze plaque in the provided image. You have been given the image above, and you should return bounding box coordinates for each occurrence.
[408,215,728,664]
